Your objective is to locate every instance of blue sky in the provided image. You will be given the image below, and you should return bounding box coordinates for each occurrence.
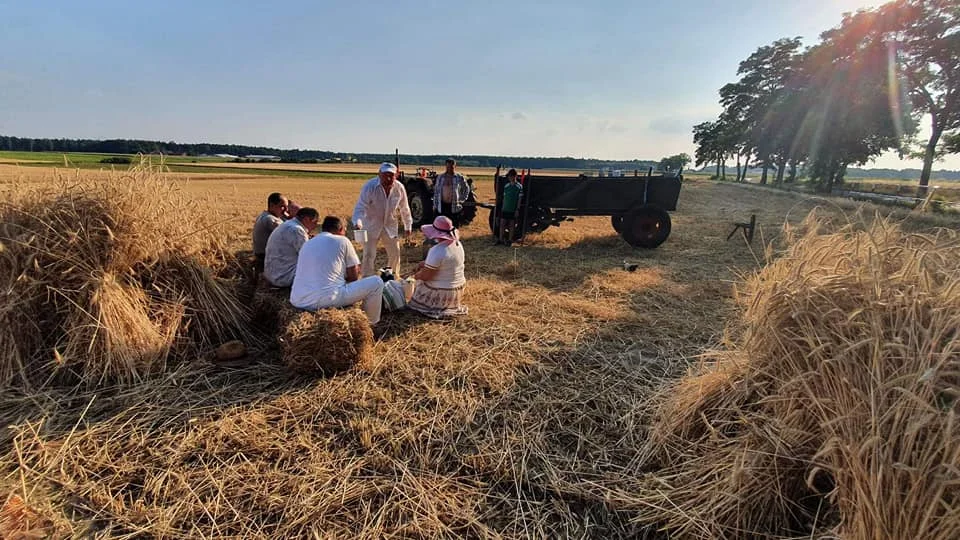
[1,0,956,169]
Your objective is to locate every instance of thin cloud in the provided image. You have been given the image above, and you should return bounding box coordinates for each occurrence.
[648,116,700,135]
[597,119,628,134]
[511,111,527,120]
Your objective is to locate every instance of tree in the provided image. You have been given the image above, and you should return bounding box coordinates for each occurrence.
[719,38,805,185]
[797,10,914,191]
[887,0,960,188]
[944,132,960,153]
[659,153,691,171]
[693,121,724,178]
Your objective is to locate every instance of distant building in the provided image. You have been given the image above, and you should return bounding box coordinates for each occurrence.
[243,154,281,161]
[214,153,238,159]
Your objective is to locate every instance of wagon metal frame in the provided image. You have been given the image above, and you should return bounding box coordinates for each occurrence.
[483,167,683,248]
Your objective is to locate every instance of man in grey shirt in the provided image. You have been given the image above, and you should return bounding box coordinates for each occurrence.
[252,192,289,275]
[264,207,319,288]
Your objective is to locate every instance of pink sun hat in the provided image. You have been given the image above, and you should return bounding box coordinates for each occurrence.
[421,215,459,243]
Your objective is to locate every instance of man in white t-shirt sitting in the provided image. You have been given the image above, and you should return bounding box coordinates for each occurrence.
[290,216,385,325]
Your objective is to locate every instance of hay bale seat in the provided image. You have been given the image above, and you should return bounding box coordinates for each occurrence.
[635,213,960,539]
[251,286,373,376]
[279,308,373,376]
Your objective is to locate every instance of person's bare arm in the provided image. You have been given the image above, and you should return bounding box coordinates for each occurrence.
[346,264,360,283]
[413,264,439,281]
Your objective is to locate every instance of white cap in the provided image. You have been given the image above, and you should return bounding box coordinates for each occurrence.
[379,162,398,174]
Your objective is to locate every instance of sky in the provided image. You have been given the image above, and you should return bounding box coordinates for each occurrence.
[1,0,957,170]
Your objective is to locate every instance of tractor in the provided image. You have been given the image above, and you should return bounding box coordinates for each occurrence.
[395,164,479,228]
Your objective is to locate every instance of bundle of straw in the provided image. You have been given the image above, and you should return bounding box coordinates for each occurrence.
[636,213,960,538]
[279,308,373,375]
[0,163,249,387]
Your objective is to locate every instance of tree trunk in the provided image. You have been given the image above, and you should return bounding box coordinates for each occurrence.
[760,162,768,185]
[735,153,742,184]
[721,161,726,180]
[919,121,944,190]
[787,160,798,184]
[774,155,787,185]
[715,157,721,179]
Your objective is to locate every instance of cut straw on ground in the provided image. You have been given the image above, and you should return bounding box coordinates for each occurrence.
[1,163,958,538]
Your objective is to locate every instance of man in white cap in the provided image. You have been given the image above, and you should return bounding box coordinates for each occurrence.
[351,162,413,277]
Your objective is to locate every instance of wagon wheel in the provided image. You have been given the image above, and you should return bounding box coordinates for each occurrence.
[522,207,552,233]
[622,206,672,248]
[611,214,625,234]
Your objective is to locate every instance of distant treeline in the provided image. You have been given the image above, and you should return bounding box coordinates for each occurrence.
[0,135,658,171]
[699,166,960,181]
[842,168,960,181]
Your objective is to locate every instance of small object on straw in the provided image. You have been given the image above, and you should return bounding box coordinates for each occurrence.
[214,340,247,361]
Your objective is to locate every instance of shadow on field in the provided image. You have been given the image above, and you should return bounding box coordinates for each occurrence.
[376,308,443,340]
[460,234,668,291]
[0,254,729,538]
[0,350,319,455]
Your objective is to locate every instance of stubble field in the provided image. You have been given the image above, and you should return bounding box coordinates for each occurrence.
[1,163,957,538]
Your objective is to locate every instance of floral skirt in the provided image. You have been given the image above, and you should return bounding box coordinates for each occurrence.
[407,281,468,319]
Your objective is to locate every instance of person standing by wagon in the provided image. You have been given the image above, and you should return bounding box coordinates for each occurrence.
[352,162,413,277]
[496,169,522,246]
[432,158,470,227]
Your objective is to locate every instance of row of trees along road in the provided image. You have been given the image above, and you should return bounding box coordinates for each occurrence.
[694,0,958,192]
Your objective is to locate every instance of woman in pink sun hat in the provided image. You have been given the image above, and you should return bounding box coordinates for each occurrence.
[406,215,468,319]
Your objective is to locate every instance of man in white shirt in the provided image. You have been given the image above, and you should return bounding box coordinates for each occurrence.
[351,162,413,277]
[290,216,385,325]
[264,207,319,288]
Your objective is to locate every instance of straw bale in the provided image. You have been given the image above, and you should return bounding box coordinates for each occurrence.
[279,308,373,375]
[637,214,960,538]
[59,272,179,385]
[0,164,250,387]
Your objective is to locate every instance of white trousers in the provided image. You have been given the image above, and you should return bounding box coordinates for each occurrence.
[361,231,401,278]
[308,276,384,325]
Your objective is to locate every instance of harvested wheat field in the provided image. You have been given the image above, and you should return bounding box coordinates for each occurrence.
[1,162,958,538]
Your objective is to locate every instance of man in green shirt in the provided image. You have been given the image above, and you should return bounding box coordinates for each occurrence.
[498,169,523,246]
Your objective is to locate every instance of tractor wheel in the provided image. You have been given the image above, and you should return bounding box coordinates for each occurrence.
[622,206,672,248]
[407,182,432,228]
[611,214,625,234]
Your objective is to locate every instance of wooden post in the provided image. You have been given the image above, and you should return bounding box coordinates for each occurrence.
[518,171,532,244]
[493,165,502,239]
